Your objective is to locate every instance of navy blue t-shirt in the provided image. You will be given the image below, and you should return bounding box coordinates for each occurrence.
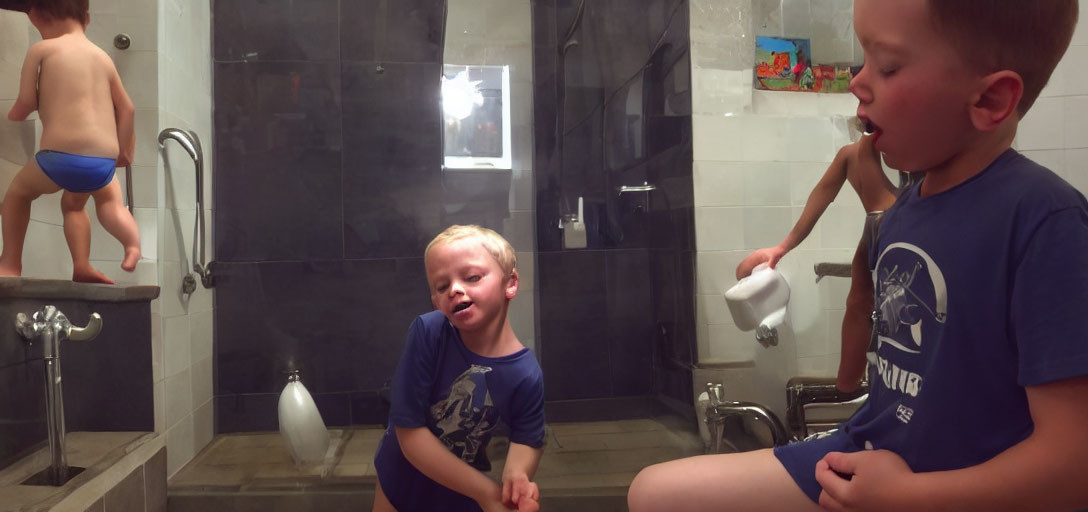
[776,149,1088,501]
[374,310,545,512]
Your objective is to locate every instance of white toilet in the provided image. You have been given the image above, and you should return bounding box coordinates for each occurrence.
[724,263,790,341]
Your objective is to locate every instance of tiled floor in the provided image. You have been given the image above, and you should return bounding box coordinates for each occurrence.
[168,415,703,511]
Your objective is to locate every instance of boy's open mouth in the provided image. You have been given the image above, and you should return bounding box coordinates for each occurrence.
[453,302,473,313]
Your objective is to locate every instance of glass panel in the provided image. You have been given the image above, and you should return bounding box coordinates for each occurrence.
[442,64,512,169]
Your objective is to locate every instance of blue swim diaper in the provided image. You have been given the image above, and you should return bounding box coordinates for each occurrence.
[35,150,117,193]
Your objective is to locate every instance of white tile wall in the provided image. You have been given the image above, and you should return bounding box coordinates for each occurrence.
[150,0,215,477]
[692,0,864,415]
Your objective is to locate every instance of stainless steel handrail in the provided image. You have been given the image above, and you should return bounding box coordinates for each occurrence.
[124,165,133,215]
[157,128,214,291]
[616,181,657,195]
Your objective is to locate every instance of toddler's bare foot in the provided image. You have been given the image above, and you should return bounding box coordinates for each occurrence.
[0,261,22,277]
[121,246,140,272]
[73,265,115,285]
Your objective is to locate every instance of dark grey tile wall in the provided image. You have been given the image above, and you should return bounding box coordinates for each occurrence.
[533,0,696,409]
[0,300,154,471]
[212,0,449,432]
[212,0,697,433]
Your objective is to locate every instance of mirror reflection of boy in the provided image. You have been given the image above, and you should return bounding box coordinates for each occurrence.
[630,1,1088,511]
[0,0,139,283]
[736,116,897,394]
[373,225,544,512]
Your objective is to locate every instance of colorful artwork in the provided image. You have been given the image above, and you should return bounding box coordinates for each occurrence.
[754,36,853,93]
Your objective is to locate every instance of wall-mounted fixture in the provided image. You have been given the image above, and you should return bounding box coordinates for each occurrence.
[157,128,215,293]
[15,306,102,486]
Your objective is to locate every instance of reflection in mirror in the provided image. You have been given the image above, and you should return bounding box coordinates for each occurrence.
[442,64,512,169]
[441,0,530,173]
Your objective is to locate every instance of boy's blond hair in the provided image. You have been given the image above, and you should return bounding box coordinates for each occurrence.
[927,1,1078,116]
[425,225,517,277]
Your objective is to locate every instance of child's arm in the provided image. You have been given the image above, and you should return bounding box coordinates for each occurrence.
[815,376,1088,511]
[395,426,508,511]
[8,43,45,121]
[735,143,852,279]
[502,442,542,511]
[108,66,135,167]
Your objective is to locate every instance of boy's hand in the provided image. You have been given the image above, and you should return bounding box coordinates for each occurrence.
[736,246,787,280]
[502,474,540,511]
[814,450,914,512]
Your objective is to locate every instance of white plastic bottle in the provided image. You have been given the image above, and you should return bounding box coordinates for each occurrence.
[278,370,330,467]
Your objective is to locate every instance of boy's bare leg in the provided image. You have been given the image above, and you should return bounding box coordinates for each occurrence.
[838,241,874,393]
[60,191,114,284]
[372,478,397,512]
[0,162,62,276]
[89,178,140,272]
[628,449,822,512]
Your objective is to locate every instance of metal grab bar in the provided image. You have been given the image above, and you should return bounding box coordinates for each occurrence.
[616,181,657,196]
[124,165,133,215]
[157,128,214,292]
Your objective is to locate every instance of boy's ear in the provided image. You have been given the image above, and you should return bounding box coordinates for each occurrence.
[504,269,519,300]
[969,70,1023,131]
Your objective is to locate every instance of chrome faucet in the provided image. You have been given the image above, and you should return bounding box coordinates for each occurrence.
[703,382,792,452]
[15,306,102,486]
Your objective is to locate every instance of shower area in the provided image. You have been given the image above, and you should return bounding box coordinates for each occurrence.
[209,0,696,436]
[172,0,701,508]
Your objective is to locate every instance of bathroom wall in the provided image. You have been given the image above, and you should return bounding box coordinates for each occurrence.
[155,0,215,476]
[531,0,697,418]
[1016,3,1088,196]
[0,0,216,477]
[210,0,451,433]
[692,0,869,417]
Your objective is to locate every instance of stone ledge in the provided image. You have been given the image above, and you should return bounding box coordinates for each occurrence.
[0,278,159,303]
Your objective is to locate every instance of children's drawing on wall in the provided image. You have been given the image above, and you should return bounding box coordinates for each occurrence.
[755,36,852,93]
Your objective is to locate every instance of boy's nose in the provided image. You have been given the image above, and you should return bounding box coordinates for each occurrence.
[848,66,872,102]
[448,281,465,296]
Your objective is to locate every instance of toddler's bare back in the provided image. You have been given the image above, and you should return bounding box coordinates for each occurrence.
[35,34,120,159]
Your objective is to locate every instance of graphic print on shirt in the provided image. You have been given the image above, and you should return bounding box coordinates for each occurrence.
[868,242,948,399]
[430,364,498,468]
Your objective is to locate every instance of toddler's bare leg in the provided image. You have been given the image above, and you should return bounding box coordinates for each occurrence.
[371,477,397,512]
[60,191,114,284]
[0,162,61,276]
[627,449,822,512]
[838,241,874,393]
[90,179,140,271]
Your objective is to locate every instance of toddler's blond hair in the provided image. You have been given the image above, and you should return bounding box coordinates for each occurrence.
[425,225,517,277]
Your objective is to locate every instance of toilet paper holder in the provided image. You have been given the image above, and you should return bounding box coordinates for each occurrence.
[724,263,790,347]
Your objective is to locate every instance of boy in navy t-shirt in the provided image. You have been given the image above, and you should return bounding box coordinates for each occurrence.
[373,225,544,512]
[628,1,1088,511]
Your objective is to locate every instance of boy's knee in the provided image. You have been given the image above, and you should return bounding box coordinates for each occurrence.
[627,464,665,511]
[60,194,87,212]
